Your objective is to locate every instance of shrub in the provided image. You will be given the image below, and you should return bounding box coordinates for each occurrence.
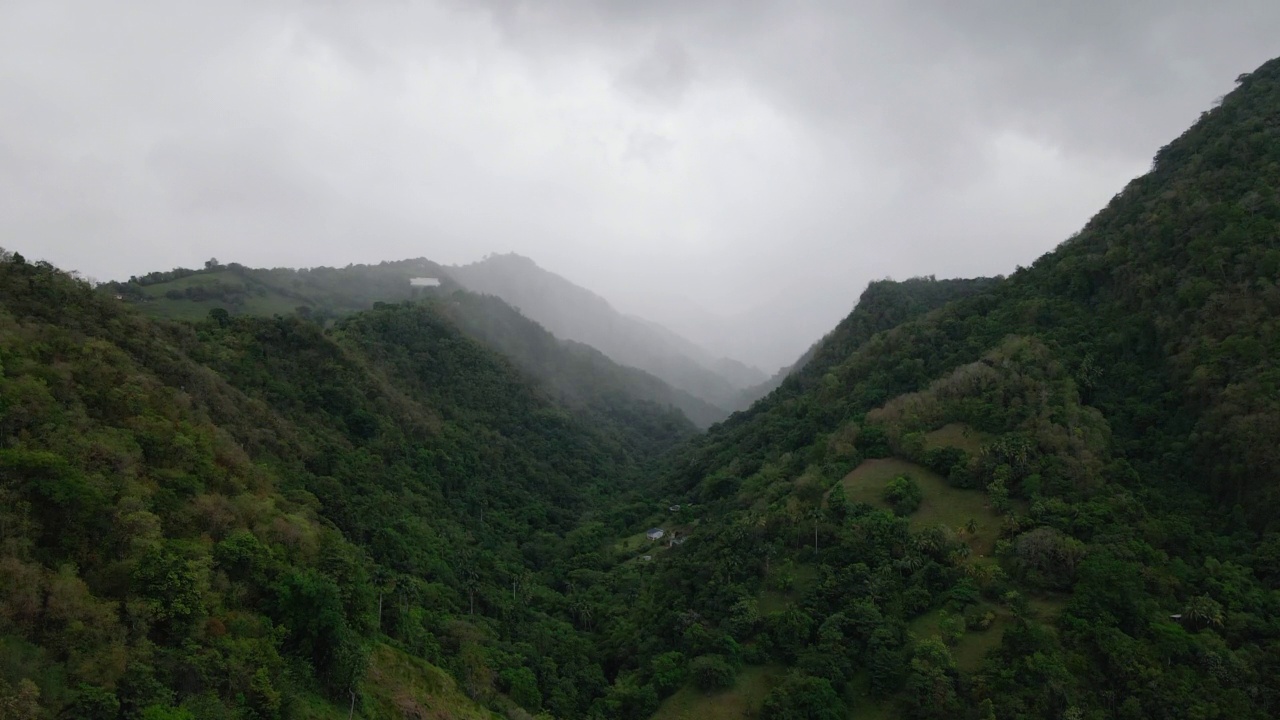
[690,654,736,692]
[884,475,923,516]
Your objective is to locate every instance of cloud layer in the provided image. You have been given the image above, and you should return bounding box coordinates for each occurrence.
[3,1,1277,369]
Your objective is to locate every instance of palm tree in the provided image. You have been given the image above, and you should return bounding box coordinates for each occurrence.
[1182,595,1224,629]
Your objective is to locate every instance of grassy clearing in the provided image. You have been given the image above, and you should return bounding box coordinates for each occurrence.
[922,422,988,454]
[362,643,499,720]
[130,271,308,321]
[905,594,1070,674]
[137,271,239,296]
[758,562,820,613]
[840,458,1006,556]
[758,590,789,614]
[908,606,1012,673]
[615,530,659,554]
[846,674,895,720]
[1028,593,1070,620]
[651,666,785,720]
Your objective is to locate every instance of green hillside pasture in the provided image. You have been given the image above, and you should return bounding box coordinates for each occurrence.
[362,644,500,720]
[907,592,1069,673]
[839,458,1007,556]
[908,606,1013,673]
[922,422,988,454]
[651,665,786,720]
[133,271,308,320]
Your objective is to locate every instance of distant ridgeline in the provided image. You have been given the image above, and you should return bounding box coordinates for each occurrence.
[446,253,769,415]
[103,258,455,323]
[3,55,1280,720]
[105,255,776,423]
[102,258,728,429]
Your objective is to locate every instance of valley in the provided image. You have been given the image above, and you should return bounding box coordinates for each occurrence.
[1,53,1279,720]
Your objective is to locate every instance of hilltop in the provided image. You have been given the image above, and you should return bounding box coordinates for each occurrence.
[447,253,763,413]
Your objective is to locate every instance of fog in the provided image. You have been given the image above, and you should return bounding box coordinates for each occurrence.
[3,1,1278,370]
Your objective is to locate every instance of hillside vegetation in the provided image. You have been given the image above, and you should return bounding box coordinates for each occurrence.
[0,256,679,718]
[569,58,1280,720]
[448,253,757,414]
[3,54,1280,720]
[105,260,723,430]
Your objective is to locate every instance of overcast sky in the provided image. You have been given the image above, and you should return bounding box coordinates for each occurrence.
[2,1,1278,370]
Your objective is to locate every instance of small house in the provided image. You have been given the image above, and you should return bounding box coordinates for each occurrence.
[409,277,441,287]
[645,528,665,541]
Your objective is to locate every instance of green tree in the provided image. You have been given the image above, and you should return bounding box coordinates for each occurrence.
[884,475,923,516]
[690,654,736,692]
[65,684,121,720]
[0,679,40,720]
[761,673,846,720]
[501,667,542,711]
[649,651,688,695]
[902,639,960,719]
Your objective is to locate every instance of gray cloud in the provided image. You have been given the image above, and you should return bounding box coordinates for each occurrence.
[616,37,696,106]
[2,0,1278,370]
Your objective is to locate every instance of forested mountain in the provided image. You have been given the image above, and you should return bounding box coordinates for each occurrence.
[103,260,723,429]
[447,253,759,413]
[0,255,689,718]
[569,58,1280,719]
[728,277,999,412]
[4,54,1280,720]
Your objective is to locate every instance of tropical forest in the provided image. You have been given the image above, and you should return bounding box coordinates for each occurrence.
[2,47,1280,720]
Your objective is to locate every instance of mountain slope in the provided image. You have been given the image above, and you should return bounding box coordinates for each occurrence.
[106,259,722,430]
[575,57,1280,719]
[434,291,728,430]
[0,254,674,718]
[727,276,999,412]
[447,253,755,413]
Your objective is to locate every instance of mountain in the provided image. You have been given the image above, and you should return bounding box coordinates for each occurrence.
[107,257,458,322]
[575,58,1280,718]
[727,276,999,411]
[103,259,724,429]
[6,54,1280,720]
[446,253,758,413]
[429,291,728,429]
[708,356,768,390]
[0,253,687,718]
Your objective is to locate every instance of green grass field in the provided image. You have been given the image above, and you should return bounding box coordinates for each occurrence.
[839,458,1007,556]
[128,270,313,321]
[907,606,1012,672]
[922,422,988,454]
[651,666,786,720]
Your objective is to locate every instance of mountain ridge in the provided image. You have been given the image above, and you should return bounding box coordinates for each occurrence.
[446,253,760,413]
[3,53,1280,720]
[102,258,726,429]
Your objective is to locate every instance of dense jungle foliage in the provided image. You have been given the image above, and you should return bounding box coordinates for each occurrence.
[0,256,688,719]
[2,55,1279,720]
